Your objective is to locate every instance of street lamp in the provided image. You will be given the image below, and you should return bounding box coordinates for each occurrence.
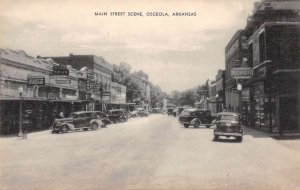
[215,93,219,113]
[237,83,242,115]
[18,87,24,137]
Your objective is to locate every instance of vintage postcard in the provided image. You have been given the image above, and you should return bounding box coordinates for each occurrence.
[1,0,300,190]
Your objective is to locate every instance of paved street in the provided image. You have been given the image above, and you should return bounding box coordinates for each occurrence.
[1,114,300,190]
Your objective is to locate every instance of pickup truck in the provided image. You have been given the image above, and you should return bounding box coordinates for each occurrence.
[178,109,215,128]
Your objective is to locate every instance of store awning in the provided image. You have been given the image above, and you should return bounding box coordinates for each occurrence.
[105,102,136,105]
[0,97,48,101]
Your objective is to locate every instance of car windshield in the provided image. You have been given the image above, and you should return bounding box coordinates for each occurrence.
[71,113,78,118]
[217,114,238,121]
[181,109,195,115]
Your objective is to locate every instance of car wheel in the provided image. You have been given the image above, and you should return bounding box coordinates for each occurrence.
[91,122,99,130]
[206,125,211,128]
[194,120,200,128]
[60,125,68,133]
[214,135,219,140]
[184,124,189,128]
[83,128,88,131]
[236,136,243,142]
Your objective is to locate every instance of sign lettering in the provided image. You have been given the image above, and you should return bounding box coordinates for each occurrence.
[231,67,253,79]
[27,76,45,86]
[52,65,69,75]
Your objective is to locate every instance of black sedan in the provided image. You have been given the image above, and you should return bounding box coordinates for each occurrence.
[179,109,215,128]
[213,112,243,142]
[93,111,112,127]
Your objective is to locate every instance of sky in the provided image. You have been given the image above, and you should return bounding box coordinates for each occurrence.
[0,0,257,93]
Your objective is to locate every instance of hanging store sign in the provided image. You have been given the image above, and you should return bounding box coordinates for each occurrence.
[52,65,69,75]
[231,67,253,79]
[55,79,71,84]
[27,76,45,86]
[86,71,95,90]
[90,83,102,90]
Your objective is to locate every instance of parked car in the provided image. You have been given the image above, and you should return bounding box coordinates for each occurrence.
[51,111,103,133]
[151,108,161,114]
[178,109,215,128]
[136,109,150,117]
[120,109,130,120]
[129,110,138,118]
[106,109,128,123]
[93,111,112,127]
[130,108,149,117]
[167,108,174,116]
[213,112,243,142]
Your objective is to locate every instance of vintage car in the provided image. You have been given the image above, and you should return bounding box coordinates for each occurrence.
[137,109,150,117]
[130,108,149,117]
[151,108,161,114]
[213,112,243,142]
[93,111,112,126]
[179,109,215,128]
[167,108,174,116]
[51,111,103,133]
[106,109,128,123]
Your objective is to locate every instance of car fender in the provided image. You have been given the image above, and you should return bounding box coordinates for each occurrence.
[190,118,200,125]
[62,123,75,130]
[90,119,102,127]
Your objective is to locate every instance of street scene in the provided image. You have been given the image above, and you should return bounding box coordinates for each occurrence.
[1,115,300,190]
[1,0,300,189]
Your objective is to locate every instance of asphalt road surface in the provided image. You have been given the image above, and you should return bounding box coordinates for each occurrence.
[1,114,300,190]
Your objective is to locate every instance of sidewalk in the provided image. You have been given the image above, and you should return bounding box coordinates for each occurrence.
[243,125,300,140]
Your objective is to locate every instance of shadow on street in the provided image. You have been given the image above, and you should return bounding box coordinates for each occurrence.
[243,126,270,139]
[212,137,242,143]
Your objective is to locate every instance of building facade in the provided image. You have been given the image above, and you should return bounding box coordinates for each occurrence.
[225,30,250,113]
[215,70,225,113]
[248,22,300,133]
[224,0,300,133]
[46,54,127,112]
[0,49,86,134]
[208,80,217,116]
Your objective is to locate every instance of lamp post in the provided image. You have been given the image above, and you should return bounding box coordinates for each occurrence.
[216,93,219,113]
[237,83,242,115]
[18,87,24,137]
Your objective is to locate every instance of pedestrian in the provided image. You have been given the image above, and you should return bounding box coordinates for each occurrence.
[56,111,64,119]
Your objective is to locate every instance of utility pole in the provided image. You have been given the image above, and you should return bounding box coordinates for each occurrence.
[99,83,103,112]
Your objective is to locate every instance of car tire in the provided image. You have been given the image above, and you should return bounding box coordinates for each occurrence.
[236,136,243,142]
[91,122,99,130]
[194,120,200,128]
[206,125,211,128]
[214,134,219,140]
[60,125,68,133]
[184,124,189,128]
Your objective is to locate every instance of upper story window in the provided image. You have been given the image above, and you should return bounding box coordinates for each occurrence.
[259,31,266,64]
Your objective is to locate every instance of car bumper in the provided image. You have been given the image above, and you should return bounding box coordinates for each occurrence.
[52,127,60,132]
[214,131,243,137]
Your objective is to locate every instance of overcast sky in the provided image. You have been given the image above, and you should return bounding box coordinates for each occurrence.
[1,0,256,93]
